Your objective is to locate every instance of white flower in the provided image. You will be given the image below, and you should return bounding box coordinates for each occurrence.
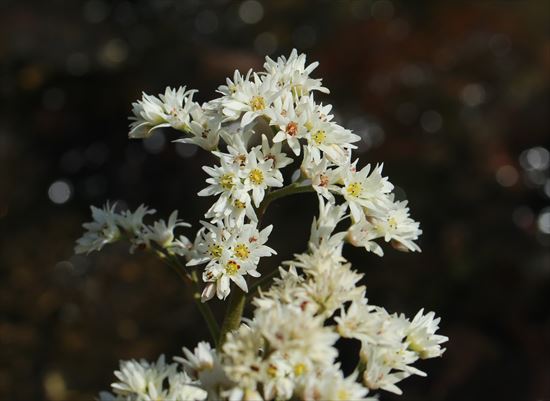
[254,134,293,170]
[143,211,191,249]
[199,222,275,300]
[335,300,377,341]
[406,309,448,359]
[166,372,208,401]
[174,105,221,151]
[301,97,360,164]
[216,128,253,169]
[177,341,216,374]
[129,86,197,138]
[117,204,156,237]
[188,220,231,267]
[222,324,265,392]
[268,95,308,156]
[218,72,279,127]
[309,195,348,248]
[75,202,120,254]
[230,223,276,271]
[346,216,385,257]
[198,158,243,216]
[107,355,207,401]
[263,48,329,96]
[253,266,315,315]
[336,161,394,222]
[347,196,422,256]
[175,342,230,399]
[255,304,339,368]
[205,188,257,228]
[300,149,337,203]
[203,254,252,300]
[111,355,176,399]
[300,369,374,401]
[361,347,410,395]
[243,152,283,207]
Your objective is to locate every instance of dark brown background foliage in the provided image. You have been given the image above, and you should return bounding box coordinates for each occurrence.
[1,0,549,400]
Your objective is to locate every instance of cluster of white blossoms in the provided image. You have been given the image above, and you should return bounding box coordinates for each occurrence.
[76,50,446,400]
[74,203,192,256]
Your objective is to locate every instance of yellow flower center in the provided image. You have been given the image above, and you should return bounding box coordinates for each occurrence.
[225,260,240,275]
[220,174,234,190]
[234,199,246,209]
[267,364,278,377]
[304,121,313,132]
[208,244,223,259]
[388,217,398,230]
[312,130,326,145]
[249,169,264,185]
[293,363,306,376]
[337,389,350,400]
[346,182,362,197]
[250,96,265,111]
[234,243,250,260]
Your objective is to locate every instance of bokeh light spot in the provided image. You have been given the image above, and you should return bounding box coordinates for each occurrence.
[520,147,549,171]
[420,110,443,133]
[48,180,72,204]
[461,83,486,107]
[98,39,128,68]
[239,0,263,24]
[143,132,166,154]
[175,143,198,158]
[537,208,550,234]
[254,32,278,55]
[495,165,518,187]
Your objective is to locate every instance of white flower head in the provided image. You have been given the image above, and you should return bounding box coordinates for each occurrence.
[143,210,191,249]
[218,71,279,127]
[174,105,221,151]
[263,49,329,97]
[254,134,294,170]
[406,309,448,359]
[129,86,197,138]
[243,151,283,207]
[336,161,394,222]
[75,202,120,254]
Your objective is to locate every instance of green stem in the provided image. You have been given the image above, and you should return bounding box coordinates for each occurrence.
[217,182,315,345]
[153,246,220,347]
[257,182,314,219]
[218,289,246,345]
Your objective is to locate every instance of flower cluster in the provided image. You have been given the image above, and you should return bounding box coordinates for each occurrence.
[75,50,446,400]
[188,221,276,301]
[98,355,207,401]
[75,203,191,256]
[97,199,446,400]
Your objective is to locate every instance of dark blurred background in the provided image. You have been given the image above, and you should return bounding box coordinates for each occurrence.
[1,0,549,400]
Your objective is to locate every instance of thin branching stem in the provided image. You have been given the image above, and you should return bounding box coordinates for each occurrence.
[152,244,220,347]
[218,181,315,345]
